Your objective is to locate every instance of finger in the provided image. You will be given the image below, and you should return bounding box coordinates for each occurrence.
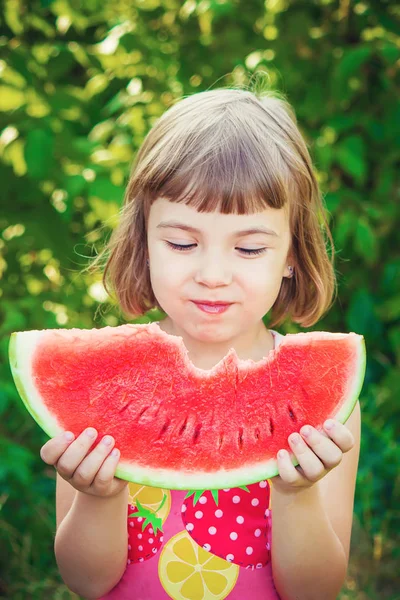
[91,448,121,490]
[56,427,100,479]
[289,433,326,482]
[322,420,355,453]
[299,426,343,471]
[276,449,303,485]
[40,431,76,465]
[73,435,116,487]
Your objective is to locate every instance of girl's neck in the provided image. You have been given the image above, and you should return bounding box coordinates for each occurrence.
[156,318,274,370]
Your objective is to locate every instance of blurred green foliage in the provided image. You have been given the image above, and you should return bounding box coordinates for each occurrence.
[0,0,399,598]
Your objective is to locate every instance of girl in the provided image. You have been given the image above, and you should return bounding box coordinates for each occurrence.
[40,87,361,600]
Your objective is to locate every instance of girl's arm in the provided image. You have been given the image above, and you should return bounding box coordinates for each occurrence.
[270,402,361,600]
[55,478,129,599]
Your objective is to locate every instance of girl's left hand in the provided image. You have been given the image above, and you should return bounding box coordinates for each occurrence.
[271,419,355,494]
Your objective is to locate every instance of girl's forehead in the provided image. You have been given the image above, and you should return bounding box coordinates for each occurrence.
[149,197,290,236]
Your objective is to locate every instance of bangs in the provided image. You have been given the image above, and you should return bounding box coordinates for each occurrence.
[140,102,293,216]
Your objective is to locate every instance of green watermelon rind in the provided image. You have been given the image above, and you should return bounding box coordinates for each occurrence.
[9,331,66,440]
[8,329,366,490]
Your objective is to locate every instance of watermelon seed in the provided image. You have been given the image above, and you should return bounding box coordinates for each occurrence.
[179,417,188,435]
[288,405,297,422]
[154,402,164,418]
[255,428,260,441]
[193,423,202,443]
[238,427,244,450]
[136,406,150,421]
[158,419,171,439]
[269,418,274,435]
[218,433,224,450]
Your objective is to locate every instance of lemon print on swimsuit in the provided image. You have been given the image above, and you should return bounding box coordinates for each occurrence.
[158,530,239,599]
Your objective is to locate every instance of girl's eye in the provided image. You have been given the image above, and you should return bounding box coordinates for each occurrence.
[165,242,267,256]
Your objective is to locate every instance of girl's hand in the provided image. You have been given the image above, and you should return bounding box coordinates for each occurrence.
[271,419,355,494]
[40,428,128,498]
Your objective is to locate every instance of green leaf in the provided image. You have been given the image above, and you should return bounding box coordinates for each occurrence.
[89,177,124,203]
[336,46,372,81]
[64,174,87,199]
[185,489,220,506]
[333,210,355,249]
[335,136,366,185]
[346,289,382,338]
[324,192,341,213]
[24,129,55,180]
[128,498,164,534]
[354,217,379,265]
[210,489,219,505]
[0,86,25,111]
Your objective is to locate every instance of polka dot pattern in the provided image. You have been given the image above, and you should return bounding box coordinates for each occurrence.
[236,515,244,524]
[180,481,272,570]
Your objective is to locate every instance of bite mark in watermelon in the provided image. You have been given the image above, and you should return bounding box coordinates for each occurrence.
[8,323,366,490]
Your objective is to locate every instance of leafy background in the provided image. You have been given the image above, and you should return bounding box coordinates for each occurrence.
[0,0,399,598]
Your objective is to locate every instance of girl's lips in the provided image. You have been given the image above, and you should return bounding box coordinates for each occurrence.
[191,301,232,314]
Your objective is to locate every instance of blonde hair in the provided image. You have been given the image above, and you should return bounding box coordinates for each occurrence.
[87,85,337,328]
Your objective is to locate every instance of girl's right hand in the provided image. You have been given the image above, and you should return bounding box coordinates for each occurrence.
[40,428,129,498]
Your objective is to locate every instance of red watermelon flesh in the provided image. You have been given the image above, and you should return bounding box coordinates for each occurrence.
[9,323,365,490]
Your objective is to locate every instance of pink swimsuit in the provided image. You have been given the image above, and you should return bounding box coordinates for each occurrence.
[101,330,283,600]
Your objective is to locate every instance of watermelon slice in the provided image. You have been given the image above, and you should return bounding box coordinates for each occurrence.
[9,323,365,490]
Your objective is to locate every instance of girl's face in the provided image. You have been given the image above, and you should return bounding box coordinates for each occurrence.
[147,197,293,344]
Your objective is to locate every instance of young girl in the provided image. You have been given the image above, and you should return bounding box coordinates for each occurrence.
[40,87,361,600]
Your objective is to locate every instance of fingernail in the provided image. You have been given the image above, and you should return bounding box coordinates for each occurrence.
[64,431,74,441]
[325,420,335,430]
[102,436,112,446]
[290,433,301,445]
[111,448,119,457]
[86,428,97,438]
[301,426,311,437]
[278,450,286,459]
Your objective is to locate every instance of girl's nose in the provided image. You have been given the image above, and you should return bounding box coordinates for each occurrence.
[193,260,232,286]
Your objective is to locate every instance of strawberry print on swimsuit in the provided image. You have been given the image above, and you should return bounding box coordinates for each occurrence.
[181,482,272,570]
